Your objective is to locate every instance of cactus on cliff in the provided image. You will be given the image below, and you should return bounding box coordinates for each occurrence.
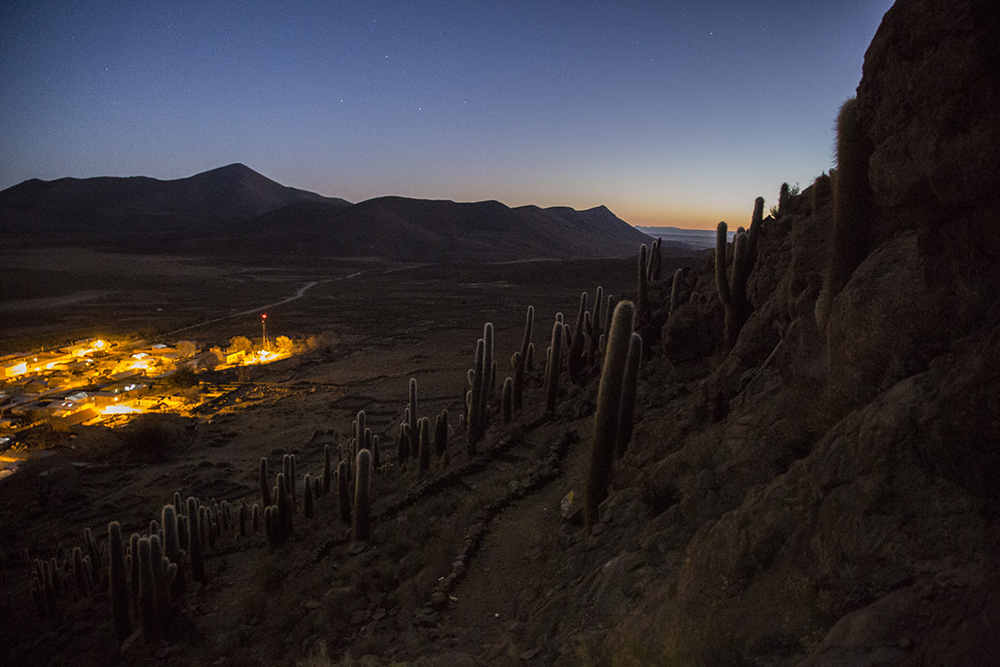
[816,97,874,329]
[585,300,636,534]
[614,333,643,458]
[637,245,650,319]
[543,320,563,412]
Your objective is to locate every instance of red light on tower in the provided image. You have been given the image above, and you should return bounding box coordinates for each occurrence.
[261,313,268,350]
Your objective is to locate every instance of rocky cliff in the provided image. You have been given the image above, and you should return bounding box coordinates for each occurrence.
[573,0,1000,663]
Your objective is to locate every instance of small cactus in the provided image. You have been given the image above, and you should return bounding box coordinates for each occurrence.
[353,449,373,544]
[585,300,636,534]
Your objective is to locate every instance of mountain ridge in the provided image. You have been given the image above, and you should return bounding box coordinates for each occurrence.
[0,164,653,261]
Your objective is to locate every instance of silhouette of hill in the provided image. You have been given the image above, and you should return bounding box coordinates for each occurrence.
[236,196,652,261]
[0,165,651,261]
[0,164,347,251]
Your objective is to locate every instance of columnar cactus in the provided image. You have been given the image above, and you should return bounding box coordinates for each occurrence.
[568,292,588,384]
[637,244,650,319]
[544,320,563,412]
[669,268,684,316]
[84,527,102,588]
[749,196,764,259]
[337,460,351,524]
[259,457,271,509]
[647,237,662,282]
[816,97,874,329]
[585,300,636,534]
[511,351,525,411]
[417,417,431,472]
[276,472,293,541]
[136,537,156,641]
[407,379,418,452]
[353,449,373,544]
[397,421,411,463]
[434,409,448,457]
[716,220,753,350]
[467,322,494,453]
[185,497,206,584]
[148,534,175,638]
[161,504,186,600]
[777,182,790,218]
[614,333,643,458]
[303,474,315,519]
[501,377,513,424]
[128,532,141,604]
[589,286,604,365]
[108,521,131,643]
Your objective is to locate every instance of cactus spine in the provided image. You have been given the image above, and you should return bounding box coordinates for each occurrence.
[816,97,874,329]
[353,449,372,544]
[585,300,636,534]
[108,521,131,643]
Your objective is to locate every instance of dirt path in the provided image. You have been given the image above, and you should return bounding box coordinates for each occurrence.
[437,419,592,664]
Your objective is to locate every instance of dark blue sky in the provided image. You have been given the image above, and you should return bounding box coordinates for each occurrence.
[1,1,893,229]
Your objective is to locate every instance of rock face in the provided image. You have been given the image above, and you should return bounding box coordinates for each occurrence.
[601,0,1000,664]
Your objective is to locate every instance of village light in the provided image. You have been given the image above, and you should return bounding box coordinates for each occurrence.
[261,313,268,351]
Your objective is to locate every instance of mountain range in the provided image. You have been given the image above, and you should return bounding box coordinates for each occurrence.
[0,164,652,262]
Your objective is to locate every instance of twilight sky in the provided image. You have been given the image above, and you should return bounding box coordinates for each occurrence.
[0,1,893,229]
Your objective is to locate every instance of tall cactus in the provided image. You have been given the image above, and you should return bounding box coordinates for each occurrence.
[434,409,448,457]
[614,333,643,458]
[585,300,636,534]
[816,97,874,329]
[544,320,563,412]
[136,537,157,642]
[322,445,332,496]
[511,351,525,411]
[353,449,373,544]
[337,460,351,524]
[637,244,650,319]
[716,219,754,350]
[258,457,271,511]
[467,338,486,453]
[777,182,790,218]
[568,292,588,384]
[185,497,206,584]
[161,504,186,600]
[417,417,431,472]
[303,474,315,519]
[108,521,131,643]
